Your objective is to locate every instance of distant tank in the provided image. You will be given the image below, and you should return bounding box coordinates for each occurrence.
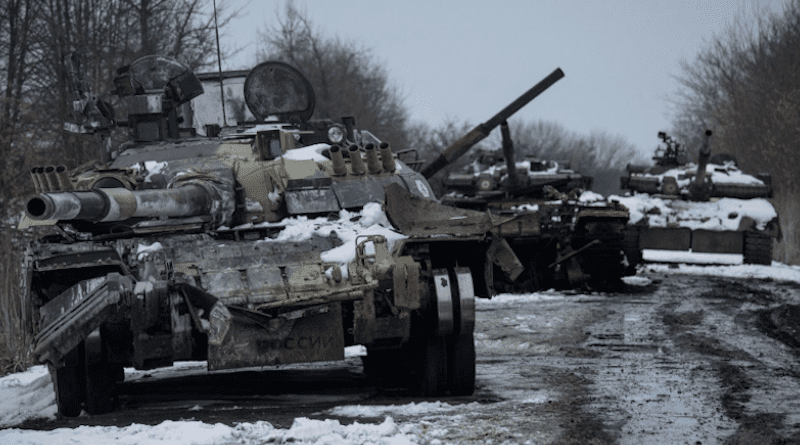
[617,130,781,265]
[19,55,509,416]
[420,68,634,292]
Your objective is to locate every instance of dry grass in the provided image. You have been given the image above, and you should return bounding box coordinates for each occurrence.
[0,226,33,377]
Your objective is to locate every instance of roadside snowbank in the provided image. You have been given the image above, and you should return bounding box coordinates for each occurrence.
[644,261,800,283]
[0,366,56,428]
[0,417,419,445]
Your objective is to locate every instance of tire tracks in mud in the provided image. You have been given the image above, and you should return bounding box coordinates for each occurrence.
[580,273,800,444]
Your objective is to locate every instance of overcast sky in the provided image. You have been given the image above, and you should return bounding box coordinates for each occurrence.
[219,0,786,160]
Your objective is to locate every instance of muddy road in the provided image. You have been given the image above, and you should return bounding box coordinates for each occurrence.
[17,268,800,444]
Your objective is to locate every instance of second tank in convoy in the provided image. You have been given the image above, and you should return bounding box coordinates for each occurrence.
[418,68,635,292]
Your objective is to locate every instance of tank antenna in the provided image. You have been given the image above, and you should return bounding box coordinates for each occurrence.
[213,0,227,126]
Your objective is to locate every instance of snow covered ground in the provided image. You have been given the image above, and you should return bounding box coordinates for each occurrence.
[2,257,799,444]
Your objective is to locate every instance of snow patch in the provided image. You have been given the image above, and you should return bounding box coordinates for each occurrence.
[579,190,606,203]
[622,275,653,286]
[0,417,417,445]
[643,250,742,265]
[327,401,477,418]
[136,241,164,260]
[282,143,330,162]
[644,261,800,283]
[476,292,566,307]
[0,366,56,427]
[142,161,168,183]
[610,193,777,231]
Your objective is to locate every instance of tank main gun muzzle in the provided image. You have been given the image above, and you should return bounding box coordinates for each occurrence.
[25,185,212,222]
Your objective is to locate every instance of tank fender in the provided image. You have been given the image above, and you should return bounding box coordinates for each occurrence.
[33,273,134,368]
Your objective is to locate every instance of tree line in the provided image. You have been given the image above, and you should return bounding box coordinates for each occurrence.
[671,0,800,265]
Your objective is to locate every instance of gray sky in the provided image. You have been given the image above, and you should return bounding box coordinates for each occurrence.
[220,0,785,160]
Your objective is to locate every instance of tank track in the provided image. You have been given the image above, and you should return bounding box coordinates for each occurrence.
[743,232,773,265]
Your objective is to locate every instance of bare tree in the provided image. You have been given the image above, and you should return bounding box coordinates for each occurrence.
[258,1,409,151]
[0,0,40,204]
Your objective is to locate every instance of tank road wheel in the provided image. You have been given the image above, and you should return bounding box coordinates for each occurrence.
[447,332,475,396]
[743,232,773,265]
[51,343,86,417]
[84,330,115,414]
[410,268,454,396]
[446,268,476,396]
[413,335,448,397]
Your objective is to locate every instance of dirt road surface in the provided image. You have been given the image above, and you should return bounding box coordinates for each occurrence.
[15,268,800,444]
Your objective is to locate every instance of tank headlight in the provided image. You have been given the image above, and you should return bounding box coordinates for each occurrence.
[327,125,345,144]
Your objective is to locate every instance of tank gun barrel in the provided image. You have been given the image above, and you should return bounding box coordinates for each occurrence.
[26,186,214,222]
[419,68,565,179]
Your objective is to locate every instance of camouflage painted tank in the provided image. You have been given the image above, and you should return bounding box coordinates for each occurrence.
[421,68,633,292]
[19,55,504,416]
[617,130,781,265]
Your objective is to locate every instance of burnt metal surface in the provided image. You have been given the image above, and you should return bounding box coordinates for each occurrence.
[384,183,507,237]
[208,303,344,370]
[33,273,132,367]
[22,54,491,417]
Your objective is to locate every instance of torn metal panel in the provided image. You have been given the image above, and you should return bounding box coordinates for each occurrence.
[38,276,107,328]
[285,188,340,214]
[487,238,524,281]
[33,273,133,367]
[384,182,510,237]
[207,303,344,370]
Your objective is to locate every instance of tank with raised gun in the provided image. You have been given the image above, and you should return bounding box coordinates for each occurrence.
[18,55,510,416]
[420,68,633,292]
[618,130,781,264]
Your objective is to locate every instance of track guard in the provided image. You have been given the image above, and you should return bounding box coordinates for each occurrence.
[33,273,133,367]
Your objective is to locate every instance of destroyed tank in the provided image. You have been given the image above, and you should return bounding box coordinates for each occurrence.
[19,55,506,416]
[617,130,781,265]
[421,68,633,292]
